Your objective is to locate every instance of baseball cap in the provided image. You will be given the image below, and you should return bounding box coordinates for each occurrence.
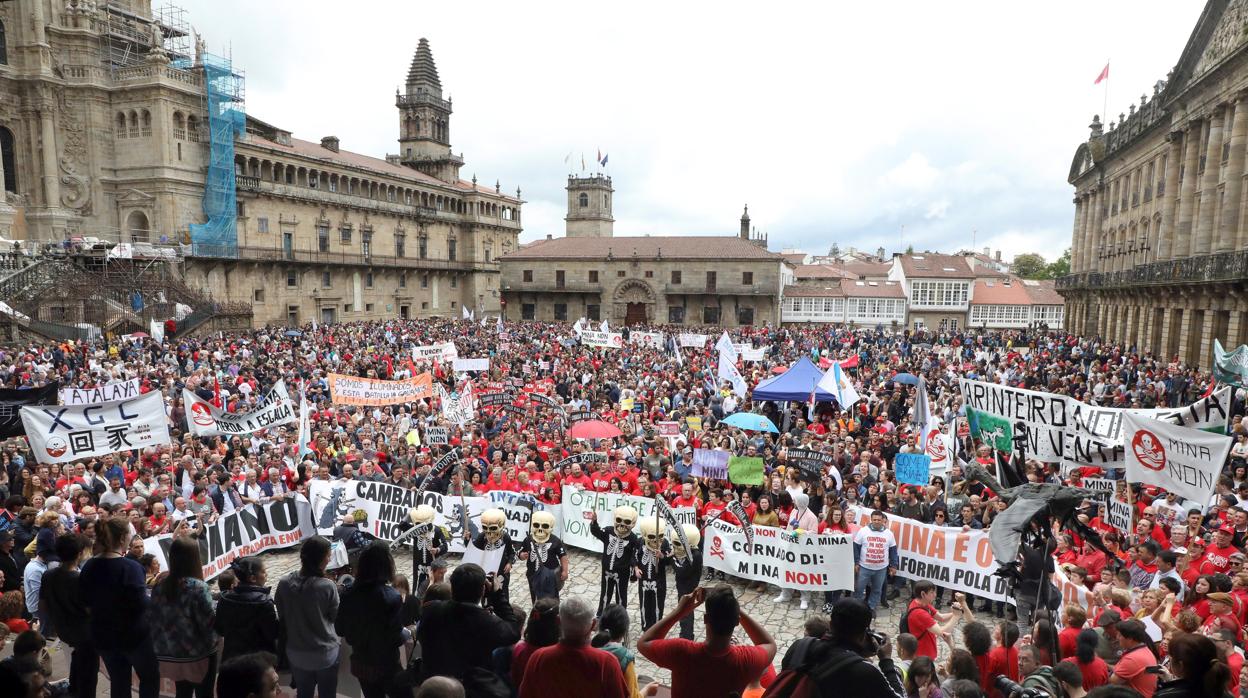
[1218,524,1234,535]
[1209,592,1234,605]
[1095,609,1122,628]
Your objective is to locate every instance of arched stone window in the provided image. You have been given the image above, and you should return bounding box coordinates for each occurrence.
[0,125,17,194]
[0,20,7,65]
[126,210,150,243]
[578,193,588,207]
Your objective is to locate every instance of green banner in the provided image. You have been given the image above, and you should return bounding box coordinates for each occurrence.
[966,406,1013,452]
[728,455,764,486]
[1214,339,1248,388]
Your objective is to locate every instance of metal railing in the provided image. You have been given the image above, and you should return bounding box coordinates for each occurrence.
[221,245,492,272]
[1057,249,1248,290]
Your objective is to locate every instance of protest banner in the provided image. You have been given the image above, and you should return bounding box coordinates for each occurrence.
[182,381,296,437]
[502,404,528,418]
[678,333,708,348]
[580,330,624,349]
[559,486,695,553]
[692,448,730,479]
[702,519,854,591]
[847,506,1010,601]
[1107,498,1134,535]
[426,426,449,446]
[328,372,433,405]
[308,479,483,554]
[566,410,600,424]
[655,421,681,437]
[0,384,58,438]
[144,495,314,580]
[629,331,665,348]
[1123,412,1232,505]
[728,455,764,486]
[959,379,1067,461]
[1214,339,1248,388]
[621,397,635,411]
[785,448,835,481]
[486,489,563,543]
[22,390,171,465]
[687,416,703,431]
[478,392,512,407]
[1081,478,1117,495]
[452,358,490,373]
[59,378,141,406]
[1064,387,1231,468]
[895,452,932,486]
[965,405,1017,454]
[412,342,459,362]
[530,393,561,410]
[553,452,608,471]
[926,432,954,476]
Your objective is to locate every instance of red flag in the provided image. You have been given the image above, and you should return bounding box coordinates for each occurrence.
[840,354,860,369]
[212,376,221,408]
[1094,62,1109,85]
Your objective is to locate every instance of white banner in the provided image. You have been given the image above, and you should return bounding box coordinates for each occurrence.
[678,333,708,348]
[1107,498,1134,535]
[59,378,142,406]
[149,319,165,344]
[629,331,665,348]
[1065,387,1231,468]
[413,342,459,362]
[183,381,296,437]
[580,331,624,349]
[847,506,1010,602]
[741,346,766,362]
[486,490,564,544]
[308,479,483,554]
[1123,412,1233,505]
[452,358,490,373]
[559,486,696,553]
[144,495,314,580]
[22,390,171,464]
[703,519,854,591]
[958,379,1068,461]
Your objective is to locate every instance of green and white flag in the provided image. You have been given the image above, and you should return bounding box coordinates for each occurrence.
[966,406,1013,452]
[1213,339,1248,388]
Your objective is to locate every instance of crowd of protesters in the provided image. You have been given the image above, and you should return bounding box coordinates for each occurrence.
[0,316,1240,698]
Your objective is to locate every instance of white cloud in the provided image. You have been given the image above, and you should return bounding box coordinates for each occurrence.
[177,0,1205,257]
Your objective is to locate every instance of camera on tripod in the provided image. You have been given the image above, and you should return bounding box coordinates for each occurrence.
[993,675,1048,698]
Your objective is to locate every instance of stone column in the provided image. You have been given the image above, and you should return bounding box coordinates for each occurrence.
[1175,120,1204,259]
[1195,108,1226,256]
[1219,98,1248,253]
[1157,133,1183,261]
[1071,197,1085,273]
[1087,189,1101,272]
[39,104,60,210]
[1198,304,1216,370]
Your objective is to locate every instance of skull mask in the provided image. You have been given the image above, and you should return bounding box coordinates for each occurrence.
[639,518,666,553]
[481,508,506,545]
[409,505,435,542]
[612,505,637,537]
[530,511,555,545]
[670,524,701,560]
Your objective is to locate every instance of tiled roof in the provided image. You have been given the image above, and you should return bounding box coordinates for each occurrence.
[794,264,857,280]
[242,132,519,202]
[898,253,976,279]
[841,261,892,278]
[839,279,906,298]
[1023,279,1063,305]
[784,284,845,298]
[781,253,808,265]
[502,236,785,261]
[971,278,1032,305]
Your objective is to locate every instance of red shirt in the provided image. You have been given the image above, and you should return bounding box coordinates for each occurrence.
[988,645,1019,682]
[1077,656,1110,690]
[1113,645,1158,698]
[563,474,593,490]
[905,599,939,658]
[1058,626,1081,659]
[518,643,627,698]
[1201,544,1239,575]
[640,639,771,698]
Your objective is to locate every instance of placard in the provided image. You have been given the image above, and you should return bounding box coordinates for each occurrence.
[412,342,459,362]
[328,373,433,406]
[183,381,296,437]
[558,486,696,553]
[580,331,624,349]
[452,358,490,373]
[1107,498,1134,535]
[22,390,171,464]
[426,426,449,446]
[728,455,764,486]
[702,519,853,591]
[692,449,730,479]
[59,378,141,406]
[785,448,835,481]
[655,421,680,437]
[0,384,59,438]
[895,452,932,486]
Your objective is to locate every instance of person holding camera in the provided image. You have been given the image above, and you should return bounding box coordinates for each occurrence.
[1016,644,1060,698]
[763,597,905,697]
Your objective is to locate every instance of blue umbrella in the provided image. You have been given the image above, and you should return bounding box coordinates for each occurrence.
[891,372,921,386]
[721,412,779,433]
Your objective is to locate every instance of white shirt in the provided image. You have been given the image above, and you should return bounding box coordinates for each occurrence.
[853,525,897,570]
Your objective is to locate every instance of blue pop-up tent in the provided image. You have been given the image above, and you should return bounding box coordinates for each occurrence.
[750,356,837,402]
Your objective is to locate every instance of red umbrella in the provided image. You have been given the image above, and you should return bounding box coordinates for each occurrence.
[771,366,789,374]
[569,420,622,440]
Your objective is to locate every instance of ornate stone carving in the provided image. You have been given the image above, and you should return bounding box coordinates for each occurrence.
[56,90,92,213]
[1193,0,1248,79]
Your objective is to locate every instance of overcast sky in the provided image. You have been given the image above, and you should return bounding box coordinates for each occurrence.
[180,0,1205,263]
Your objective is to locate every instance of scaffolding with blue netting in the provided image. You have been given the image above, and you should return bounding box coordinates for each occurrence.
[188,53,245,257]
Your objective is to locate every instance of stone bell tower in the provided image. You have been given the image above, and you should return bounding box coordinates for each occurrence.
[397,38,463,183]
[564,174,614,238]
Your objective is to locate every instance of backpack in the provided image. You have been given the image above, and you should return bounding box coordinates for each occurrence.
[763,644,861,698]
[899,606,915,635]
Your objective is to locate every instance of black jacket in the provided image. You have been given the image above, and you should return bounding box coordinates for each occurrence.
[40,566,90,647]
[0,550,19,592]
[416,596,521,681]
[1153,677,1233,698]
[214,584,279,661]
[797,642,906,698]
[335,582,404,665]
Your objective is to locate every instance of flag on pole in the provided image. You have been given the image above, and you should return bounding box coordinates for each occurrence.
[816,361,860,409]
[462,305,471,321]
[496,315,504,334]
[296,387,313,457]
[600,153,609,166]
[715,331,738,364]
[564,152,572,166]
[913,375,936,449]
[597,148,602,165]
[1094,62,1109,85]
[581,153,585,171]
[600,319,609,333]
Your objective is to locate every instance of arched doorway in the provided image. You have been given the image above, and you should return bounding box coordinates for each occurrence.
[126,210,150,243]
[612,278,656,326]
[0,126,16,194]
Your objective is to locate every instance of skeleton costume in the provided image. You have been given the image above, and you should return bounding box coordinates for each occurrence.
[403,505,447,598]
[671,524,703,640]
[468,508,516,594]
[635,519,672,630]
[520,511,567,601]
[590,506,640,616]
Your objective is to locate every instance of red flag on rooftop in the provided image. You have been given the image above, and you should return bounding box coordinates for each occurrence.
[1094,62,1109,85]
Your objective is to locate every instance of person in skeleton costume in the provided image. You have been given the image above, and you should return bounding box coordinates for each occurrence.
[517,511,568,601]
[634,518,671,630]
[671,524,703,640]
[467,507,516,594]
[404,505,447,599]
[589,505,640,616]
